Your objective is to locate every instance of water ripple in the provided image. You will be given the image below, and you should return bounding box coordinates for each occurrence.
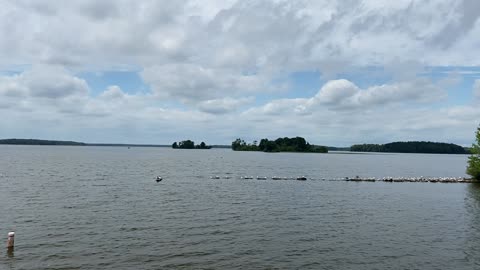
[0,146,478,269]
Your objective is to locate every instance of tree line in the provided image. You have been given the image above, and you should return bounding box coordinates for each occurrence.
[0,139,86,146]
[172,140,211,149]
[350,141,468,154]
[232,137,328,153]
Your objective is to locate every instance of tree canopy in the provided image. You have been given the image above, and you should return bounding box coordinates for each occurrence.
[350,141,468,154]
[172,140,211,149]
[467,126,480,180]
[232,137,328,153]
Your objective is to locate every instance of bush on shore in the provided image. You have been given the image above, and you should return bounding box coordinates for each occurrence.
[467,125,480,180]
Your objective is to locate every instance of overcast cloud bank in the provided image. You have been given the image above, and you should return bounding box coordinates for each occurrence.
[1,0,479,145]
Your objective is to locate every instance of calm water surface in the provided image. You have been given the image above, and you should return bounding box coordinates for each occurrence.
[0,146,479,269]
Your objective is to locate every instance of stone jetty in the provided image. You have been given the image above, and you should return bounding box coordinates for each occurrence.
[342,176,478,183]
[208,175,478,183]
[211,175,309,181]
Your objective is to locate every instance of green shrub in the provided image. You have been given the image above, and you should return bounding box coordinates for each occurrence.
[467,126,480,180]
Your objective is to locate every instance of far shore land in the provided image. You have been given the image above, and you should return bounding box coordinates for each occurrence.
[0,138,228,149]
[0,138,472,154]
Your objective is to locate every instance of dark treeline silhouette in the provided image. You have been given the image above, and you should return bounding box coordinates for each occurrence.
[350,141,468,154]
[328,146,351,151]
[172,140,211,149]
[0,139,86,146]
[232,137,328,153]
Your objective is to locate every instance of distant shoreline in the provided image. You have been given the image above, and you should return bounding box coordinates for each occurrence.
[0,139,230,148]
[0,138,471,154]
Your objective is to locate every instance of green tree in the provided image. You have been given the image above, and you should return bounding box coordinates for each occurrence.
[258,138,268,151]
[467,125,480,180]
[172,142,178,148]
[264,140,277,152]
[232,136,327,153]
[178,140,195,149]
[232,138,245,150]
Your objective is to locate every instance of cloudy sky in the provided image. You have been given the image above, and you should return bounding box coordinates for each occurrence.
[1,0,479,146]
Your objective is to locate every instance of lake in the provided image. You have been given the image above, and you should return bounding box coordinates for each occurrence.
[0,145,479,269]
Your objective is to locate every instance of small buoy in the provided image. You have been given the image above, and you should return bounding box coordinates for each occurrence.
[156,176,162,182]
[7,232,14,249]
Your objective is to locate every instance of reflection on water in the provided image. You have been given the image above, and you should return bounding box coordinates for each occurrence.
[7,248,14,258]
[467,183,480,211]
[466,183,480,268]
[2,248,15,270]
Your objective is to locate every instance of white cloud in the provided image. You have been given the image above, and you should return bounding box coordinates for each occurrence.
[2,0,480,71]
[0,65,89,112]
[0,67,144,118]
[141,64,269,103]
[243,100,480,146]
[309,78,446,110]
[197,97,253,114]
[0,67,478,145]
[99,85,124,100]
[245,78,448,118]
[244,98,309,117]
[0,75,27,99]
[0,1,479,145]
[23,66,89,99]
[315,79,359,106]
[474,79,480,99]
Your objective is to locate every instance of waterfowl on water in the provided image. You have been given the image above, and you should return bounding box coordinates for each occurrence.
[156,176,162,182]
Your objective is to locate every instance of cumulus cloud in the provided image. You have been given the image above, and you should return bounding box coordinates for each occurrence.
[0,67,145,118]
[243,100,480,146]
[0,76,27,99]
[309,78,446,110]
[244,98,309,118]
[141,64,268,103]
[197,97,253,114]
[0,65,90,113]
[474,79,480,99]
[0,1,479,145]
[0,65,88,99]
[315,80,359,107]
[25,66,89,99]
[1,66,478,145]
[245,78,447,118]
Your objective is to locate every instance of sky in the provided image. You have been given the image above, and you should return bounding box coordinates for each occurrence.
[1,0,480,146]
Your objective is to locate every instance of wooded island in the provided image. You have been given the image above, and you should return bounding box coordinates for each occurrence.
[172,140,211,149]
[350,141,468,154]
[232,137,328,153]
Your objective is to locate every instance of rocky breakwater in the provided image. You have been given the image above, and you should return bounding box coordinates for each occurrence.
[343,176,478,183]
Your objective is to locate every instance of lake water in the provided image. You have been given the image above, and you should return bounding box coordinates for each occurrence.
[0,146,479,269]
